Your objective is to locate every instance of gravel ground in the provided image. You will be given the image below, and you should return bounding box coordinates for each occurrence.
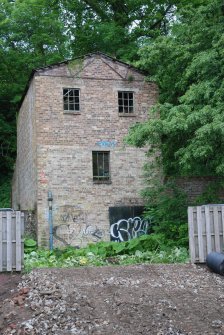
[1,264,224,334]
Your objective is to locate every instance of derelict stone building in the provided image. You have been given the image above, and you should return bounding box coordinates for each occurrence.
[12,52,158,247]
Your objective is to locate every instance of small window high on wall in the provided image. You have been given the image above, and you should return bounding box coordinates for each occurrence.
[92,151,110,182]
[63,88,80,112]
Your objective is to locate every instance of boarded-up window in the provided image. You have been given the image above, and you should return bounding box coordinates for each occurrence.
[92,151,110,182]
[63,88,80,112]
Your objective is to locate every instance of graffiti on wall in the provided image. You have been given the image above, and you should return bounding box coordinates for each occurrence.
[53,205,105,246]
[110,216,150,242]
[48,204,150,246]
[58,205,85,224]
[96,140,117,148]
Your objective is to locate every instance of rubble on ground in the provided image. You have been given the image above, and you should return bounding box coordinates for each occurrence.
[1,264,224,334]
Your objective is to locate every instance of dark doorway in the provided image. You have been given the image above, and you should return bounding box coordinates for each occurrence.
[109,206,150,242]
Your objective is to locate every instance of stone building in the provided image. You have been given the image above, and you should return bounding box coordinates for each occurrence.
[12,52,158,247]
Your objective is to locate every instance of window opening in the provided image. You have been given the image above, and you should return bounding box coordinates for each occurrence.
[92,151,110,182]
[118,91,134,114]
[63,88,80,112]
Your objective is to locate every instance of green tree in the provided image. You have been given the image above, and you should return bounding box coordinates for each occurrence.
[125,0,224,245]
[127,0,224,177]
[60,0,178,61]
[0,0,69,206]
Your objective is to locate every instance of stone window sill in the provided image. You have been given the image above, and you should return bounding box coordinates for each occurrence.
[118,113,136,117]
[63,111,81,115]
[93,180,112,185]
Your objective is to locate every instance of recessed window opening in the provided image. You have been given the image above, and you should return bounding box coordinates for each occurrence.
[118,91,134,114]
[63,88,80,112]
[92,151,110,182]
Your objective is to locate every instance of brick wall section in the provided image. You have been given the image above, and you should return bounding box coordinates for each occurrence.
[12,80,37,210]
[34,55,158,247]
[175,177,224,203]
[13,54,158,247]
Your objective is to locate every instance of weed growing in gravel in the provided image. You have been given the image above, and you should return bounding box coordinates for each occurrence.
[24,234,189,271]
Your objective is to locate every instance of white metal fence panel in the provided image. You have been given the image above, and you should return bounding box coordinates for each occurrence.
[0,211,24,271]
[188,205,224,263]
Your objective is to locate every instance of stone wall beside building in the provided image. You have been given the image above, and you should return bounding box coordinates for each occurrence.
[176,176,224,204]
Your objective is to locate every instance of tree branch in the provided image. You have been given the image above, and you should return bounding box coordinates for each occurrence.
[82,0,109,21]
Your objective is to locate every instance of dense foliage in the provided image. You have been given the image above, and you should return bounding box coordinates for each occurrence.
[24,236,189,271]
[142,180,189,248]
[58,0,178,61]
[0,0,68,203]
[125,1,224,241]
[127,0,224,177]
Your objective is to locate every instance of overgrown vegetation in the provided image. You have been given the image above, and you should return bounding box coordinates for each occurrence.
[24,238,37,253]
[194,180,224,205]
[142,180,189,249]
[128,0,224,178]
[0,177,12,208]
[24,235,189,272]
[124,0,224,253]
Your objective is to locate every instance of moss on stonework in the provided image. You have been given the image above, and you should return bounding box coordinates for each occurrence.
[68,58,84,74]
[127,74,134,82]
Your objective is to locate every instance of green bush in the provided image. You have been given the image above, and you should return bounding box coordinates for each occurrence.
[24,238,37,253]
[24,235,189,272]
[0,178,11,208]
[143,180,189,248]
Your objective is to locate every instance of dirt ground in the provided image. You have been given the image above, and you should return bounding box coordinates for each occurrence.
[1,264,224,334]
[0,273,22,301]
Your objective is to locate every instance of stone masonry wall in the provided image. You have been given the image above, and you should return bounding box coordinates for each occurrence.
[34,54,158,247]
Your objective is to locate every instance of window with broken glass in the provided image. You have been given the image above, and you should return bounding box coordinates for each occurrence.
[118,91,134,114]
[92,151,110,182]
[63,88,80,112]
